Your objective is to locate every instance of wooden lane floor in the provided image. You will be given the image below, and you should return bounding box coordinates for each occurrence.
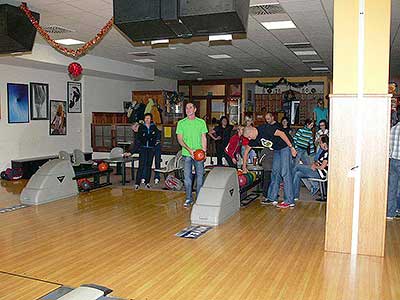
[0,272,60,300]
[0,180,400,299]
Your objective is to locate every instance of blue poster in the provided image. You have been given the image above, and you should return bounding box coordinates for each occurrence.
[8,83,29,123]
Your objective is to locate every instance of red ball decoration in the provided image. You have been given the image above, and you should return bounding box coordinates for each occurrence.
[68,62,83,79]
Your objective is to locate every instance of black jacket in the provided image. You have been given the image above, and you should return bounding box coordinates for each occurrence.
[137,123,160,148]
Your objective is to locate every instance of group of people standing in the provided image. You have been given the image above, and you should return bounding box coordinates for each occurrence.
[241,112,329,208]
[175,100,330,209]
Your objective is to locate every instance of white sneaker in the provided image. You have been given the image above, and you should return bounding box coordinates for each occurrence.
[154,178,160,185]
[140,179,145,185]
[134,184,139,190]
[183,199,193,207]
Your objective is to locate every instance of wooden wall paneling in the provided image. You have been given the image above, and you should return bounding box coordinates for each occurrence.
[358,96,391,256]
[325,96,356,254]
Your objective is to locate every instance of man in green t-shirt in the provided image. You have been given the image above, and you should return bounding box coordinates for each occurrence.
[176,103,208,207]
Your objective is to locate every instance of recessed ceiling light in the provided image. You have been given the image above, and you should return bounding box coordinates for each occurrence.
[151,39,169,45]
[183,71,200,74]
[311,67,329,71]
[209,34,233,42]
[261,21,296,30]
[243,69,261,72]
[55,38,84,45]
[169,46,177,49]
[208,54,232,59]
[293,50,318,56]
[133,58,156,63]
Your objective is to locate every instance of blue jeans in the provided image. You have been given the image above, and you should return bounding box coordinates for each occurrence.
[314,147,323,161]
[387,158,400,217]
[267,147,294,204]
[184,156,205,202]
[293,164,321,199]
[154,144,161,180]
[294,148,310,166]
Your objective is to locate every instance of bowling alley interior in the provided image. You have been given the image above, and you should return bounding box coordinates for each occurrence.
[1,0,400,299]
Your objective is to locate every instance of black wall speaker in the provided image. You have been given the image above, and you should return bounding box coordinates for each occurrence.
[113,0,190,42]
[113,0,249,42]
[0,4,39,54]
[179,0,249,36]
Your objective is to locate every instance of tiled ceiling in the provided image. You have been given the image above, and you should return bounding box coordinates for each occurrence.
[4,0,400,79]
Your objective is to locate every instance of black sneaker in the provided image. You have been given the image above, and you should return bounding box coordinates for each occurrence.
[260,198,278,205]
[145,183,151,189]
[394,213,400,219]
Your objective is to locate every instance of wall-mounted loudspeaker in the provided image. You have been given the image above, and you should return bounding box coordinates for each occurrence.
[0,4,39,54]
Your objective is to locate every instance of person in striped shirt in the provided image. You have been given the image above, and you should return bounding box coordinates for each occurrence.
[293,119,314,165]
[387,115,400,219]
[292,135,329,200]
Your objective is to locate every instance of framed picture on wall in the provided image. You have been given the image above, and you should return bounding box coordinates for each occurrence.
[7,83,29,123]
[67,81,82,113]
[30,82,49,120]
[49,100,67,135]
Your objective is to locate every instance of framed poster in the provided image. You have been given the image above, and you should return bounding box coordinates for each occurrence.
[67,81,82,113]
[30,82,49,120]
[50,100,67,135]
[7,83,29,123]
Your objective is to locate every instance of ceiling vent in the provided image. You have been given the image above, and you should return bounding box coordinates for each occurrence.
[249,4,285,16]
[207,73,224,77]
[41,25,75,34]
[177,64,193,69]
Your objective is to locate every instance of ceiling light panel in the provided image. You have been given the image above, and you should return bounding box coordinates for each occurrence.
[55,38,84,45]
[133,59,156,63]
[209,34,233,41]
[293,50,318,56]
[208,54,232,59]
[261,21,296,30]
[243,69,261,72]
[151,39,169,45]
[311,67,329,71]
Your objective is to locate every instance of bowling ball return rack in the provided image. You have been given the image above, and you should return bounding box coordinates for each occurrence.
[240,165,264,207]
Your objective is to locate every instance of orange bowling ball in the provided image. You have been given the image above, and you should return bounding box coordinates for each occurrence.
[98,162,108,172]
[193,149,206,161]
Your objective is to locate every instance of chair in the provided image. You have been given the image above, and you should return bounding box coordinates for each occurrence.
[110,147,124,158]
[110,147,124,175]
[154,150,184,179]
[58,150,70,160]
[72,149,93,166]
[307,177,328,201]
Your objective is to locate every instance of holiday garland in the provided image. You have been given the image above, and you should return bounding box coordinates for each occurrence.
[20,3,114,58]
[256,78,312,90]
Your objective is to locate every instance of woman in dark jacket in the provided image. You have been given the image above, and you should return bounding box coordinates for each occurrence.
[135,113,160,189]
[208,116,233,166]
